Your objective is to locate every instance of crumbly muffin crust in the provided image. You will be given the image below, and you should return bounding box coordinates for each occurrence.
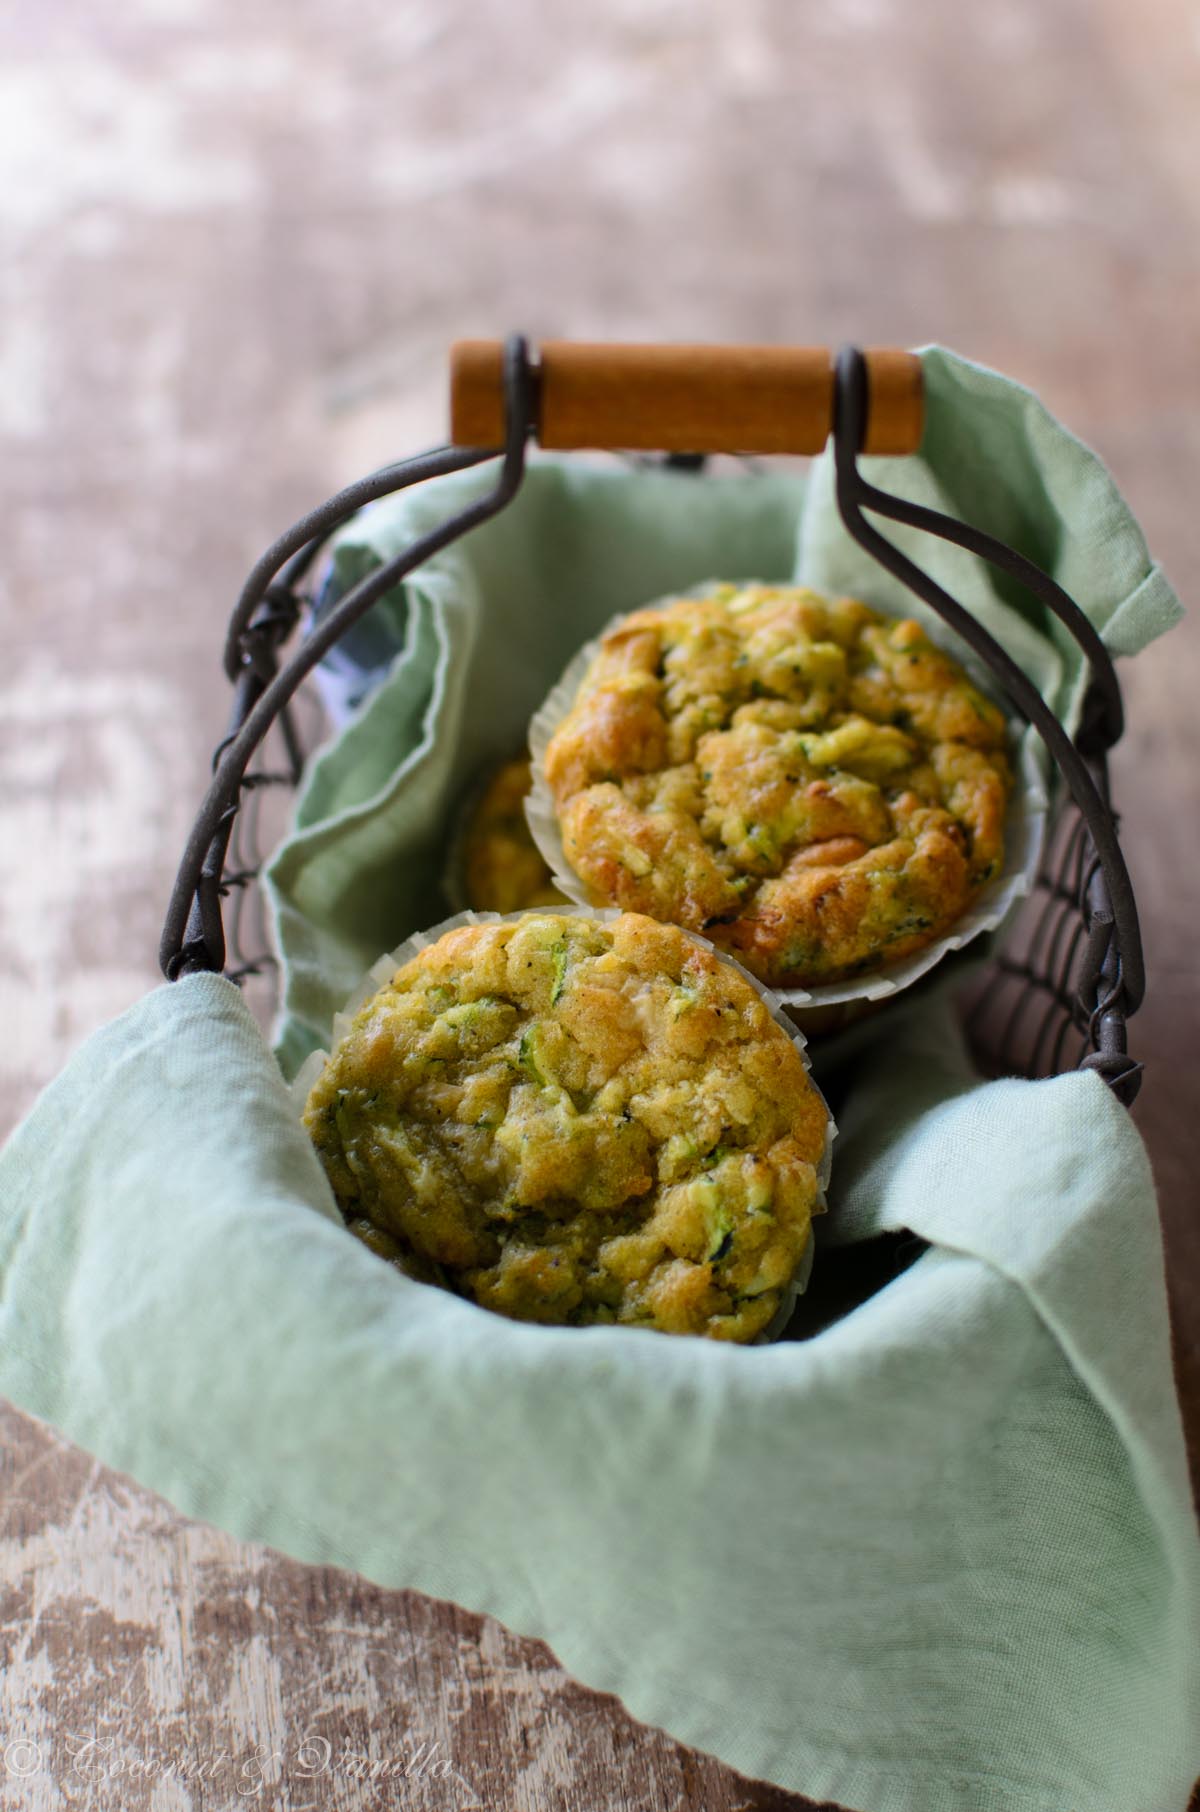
[303,911,827,1341]
[542,584,1012,987]
[462,756,564,913]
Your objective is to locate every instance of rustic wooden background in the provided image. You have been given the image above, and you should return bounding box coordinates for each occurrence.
[1,0,1197,1807]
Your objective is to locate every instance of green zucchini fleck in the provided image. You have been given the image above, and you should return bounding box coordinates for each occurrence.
[550,939,570,1005]
[696,1176,734,1262]
[519,1024,549,1087]
[442,999,489,1029]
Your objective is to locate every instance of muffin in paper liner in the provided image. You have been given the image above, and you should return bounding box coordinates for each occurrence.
[441,754,568,917]
[525,586,1050,1025]
[292,906,835,1345]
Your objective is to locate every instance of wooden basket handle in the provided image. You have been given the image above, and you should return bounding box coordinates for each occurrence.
[450,340,924,457]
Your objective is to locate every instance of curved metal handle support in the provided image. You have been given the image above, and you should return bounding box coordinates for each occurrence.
[160,334,536,979]
[843,463,1124,751]
[831,345,1144,1014]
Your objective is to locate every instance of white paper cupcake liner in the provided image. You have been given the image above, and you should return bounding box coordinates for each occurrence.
[525,590,1050,1017]
[292,904,836,1344]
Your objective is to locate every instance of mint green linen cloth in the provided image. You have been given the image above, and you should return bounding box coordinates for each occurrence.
[1,980,1196,1812]
[1,347,1195,1809]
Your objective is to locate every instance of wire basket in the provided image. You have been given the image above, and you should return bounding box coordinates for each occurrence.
[160,339,1145,1106]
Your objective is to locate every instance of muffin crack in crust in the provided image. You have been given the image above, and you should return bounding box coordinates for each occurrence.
[542,584,1013,986]
[303,912,828,1341]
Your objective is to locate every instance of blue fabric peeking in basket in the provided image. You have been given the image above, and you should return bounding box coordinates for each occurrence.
[0,348,1196,1812]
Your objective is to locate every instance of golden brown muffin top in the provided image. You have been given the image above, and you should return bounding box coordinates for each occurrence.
[304,911,827,1341]
[461,755,565,914]
[543,584,1011,987]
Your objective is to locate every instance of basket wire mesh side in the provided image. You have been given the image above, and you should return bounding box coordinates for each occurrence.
[162,338,1144,1104]
[962,766,1135,1090]
[216,679,327,1031]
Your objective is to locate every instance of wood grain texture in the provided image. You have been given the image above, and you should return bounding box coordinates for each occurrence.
[0,1405,818,1812]
[449,340,925,455]
[0,0,1197,1806]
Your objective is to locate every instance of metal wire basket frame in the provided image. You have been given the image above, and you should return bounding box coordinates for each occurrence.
[160,338,1145,1106]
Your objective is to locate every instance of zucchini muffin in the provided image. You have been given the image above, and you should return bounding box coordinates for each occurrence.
[460,755,565,913]
[303,910,828,1341]
[540,584,1012,989]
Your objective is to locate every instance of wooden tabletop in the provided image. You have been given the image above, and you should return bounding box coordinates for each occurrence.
[1,0,1197,1806]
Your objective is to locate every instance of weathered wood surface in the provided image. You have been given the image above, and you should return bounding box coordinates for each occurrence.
[1,0,1197,1806]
